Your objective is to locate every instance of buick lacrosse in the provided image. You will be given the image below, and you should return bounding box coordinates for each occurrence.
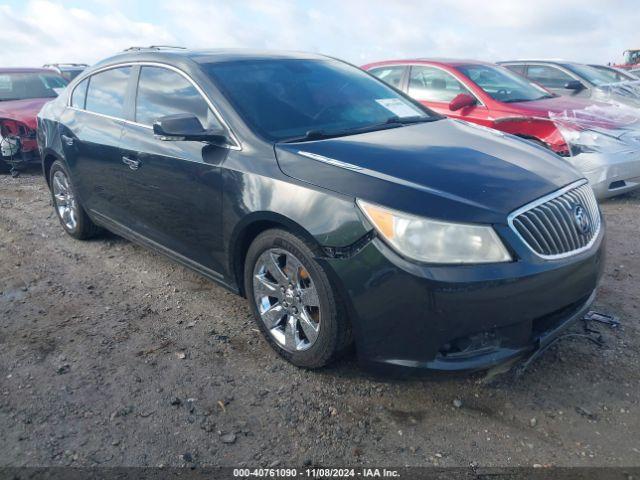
[38,48,605,371]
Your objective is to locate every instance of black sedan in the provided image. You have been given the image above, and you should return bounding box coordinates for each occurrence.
[37,48,605,372]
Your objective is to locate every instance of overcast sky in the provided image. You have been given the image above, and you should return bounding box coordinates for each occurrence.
[0,0,636,67]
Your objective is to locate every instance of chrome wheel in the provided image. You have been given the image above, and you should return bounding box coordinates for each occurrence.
[252,248,321,352]
[52,170,78,231]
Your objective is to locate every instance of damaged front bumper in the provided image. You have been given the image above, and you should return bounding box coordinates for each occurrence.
[568,150,640,199]
[322,221,605,374]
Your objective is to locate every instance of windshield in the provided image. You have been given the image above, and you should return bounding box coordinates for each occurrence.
[202,59,436,142]
[590,66,634,82]
[0,72,67,101]
[60,69,84,82]
[563,64,617,86]
[457,64,553,103]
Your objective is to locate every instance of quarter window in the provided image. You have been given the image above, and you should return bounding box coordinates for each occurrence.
[71,78,89,109]
[408,66,471,102]
[369,66,406,89]
[135,66,220,129]
[526,65,574,88]
[85,67,131,118]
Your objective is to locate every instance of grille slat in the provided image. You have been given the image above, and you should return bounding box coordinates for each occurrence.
[546,201,575,251]
[539,204,569,253]
[510,183,600,258]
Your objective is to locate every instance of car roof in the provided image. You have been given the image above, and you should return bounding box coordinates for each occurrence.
[498,59,579,66]
[94,48,332,68]
[0,67,59,74]
[365,58,495,68]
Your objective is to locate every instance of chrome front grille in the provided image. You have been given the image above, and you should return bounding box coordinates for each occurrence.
[509,181,601,258]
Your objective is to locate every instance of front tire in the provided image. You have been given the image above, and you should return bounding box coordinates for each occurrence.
[49,160,101,240]
[244,229,352,368]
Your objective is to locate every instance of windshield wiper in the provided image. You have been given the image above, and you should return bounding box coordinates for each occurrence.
[384,115,435,124]
[503,94,555,103]
[279,115,438,143]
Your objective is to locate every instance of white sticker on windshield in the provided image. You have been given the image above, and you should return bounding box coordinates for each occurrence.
[375,98,421,118]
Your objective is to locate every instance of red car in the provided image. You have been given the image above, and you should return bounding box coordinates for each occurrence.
[0,68,67,175]
[362,59,640,199]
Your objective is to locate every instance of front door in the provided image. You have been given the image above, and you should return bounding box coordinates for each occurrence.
[118,65,229,274]
[526,64,590,98]
[406,65,493,127]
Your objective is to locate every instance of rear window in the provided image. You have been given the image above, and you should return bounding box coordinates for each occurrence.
[85,67,131,118]
[0,72,67,101]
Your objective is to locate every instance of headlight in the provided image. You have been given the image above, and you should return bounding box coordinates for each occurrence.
[357,200,512,264]
[559,127,625,156]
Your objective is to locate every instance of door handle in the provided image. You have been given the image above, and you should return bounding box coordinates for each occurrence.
[122,156,141,170]
[61,134,74,146]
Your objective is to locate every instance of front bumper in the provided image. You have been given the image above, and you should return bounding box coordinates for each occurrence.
[1,148,41,169]
[568,150,640,199]
[322,222,605,373]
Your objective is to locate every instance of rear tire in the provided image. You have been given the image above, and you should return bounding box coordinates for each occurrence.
[244,229,352,368]
[49,160,101,240]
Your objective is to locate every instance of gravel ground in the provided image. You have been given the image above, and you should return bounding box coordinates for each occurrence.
[1,171,639,468]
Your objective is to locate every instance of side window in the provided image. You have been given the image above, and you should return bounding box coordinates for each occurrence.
[71,78,88,109]
[369,66,406,89]
[408,66,471,102]
[504,64,526,76]
[85,67,131,118]
[526,65,573,88]
[135,66,221,129]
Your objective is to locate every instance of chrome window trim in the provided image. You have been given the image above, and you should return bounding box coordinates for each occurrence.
[402,63,486,107]
[67,61,242,151]
[507,179,601,260]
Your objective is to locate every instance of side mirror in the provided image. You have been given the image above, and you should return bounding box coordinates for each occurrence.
[564,80,585,91]
[449,93,477,111]
[153,113,228,144]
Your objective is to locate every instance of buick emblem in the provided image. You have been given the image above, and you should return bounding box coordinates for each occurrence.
[573,205,591,235]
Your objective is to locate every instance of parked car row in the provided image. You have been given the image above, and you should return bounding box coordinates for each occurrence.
[364,58,640,199]
[33,47,608,373]
[0,63,86,175]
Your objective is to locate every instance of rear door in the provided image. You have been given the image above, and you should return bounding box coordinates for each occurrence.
[58,66,133,224]
[405,65,492,127]
[118,65,229,273]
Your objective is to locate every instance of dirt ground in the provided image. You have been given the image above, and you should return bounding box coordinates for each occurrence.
[1,170,639,468]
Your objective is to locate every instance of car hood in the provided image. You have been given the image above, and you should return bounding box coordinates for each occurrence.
[0,98,51,129]
[503,96,602,116]
[275,119,581,223]
[593,82,640,108]
[497,96,639,132]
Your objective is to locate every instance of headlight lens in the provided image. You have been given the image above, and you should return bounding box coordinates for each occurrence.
[357,200,511,264]
[559,127,625,155]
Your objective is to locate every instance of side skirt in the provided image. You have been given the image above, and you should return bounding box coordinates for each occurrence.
[89,210,240,295]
